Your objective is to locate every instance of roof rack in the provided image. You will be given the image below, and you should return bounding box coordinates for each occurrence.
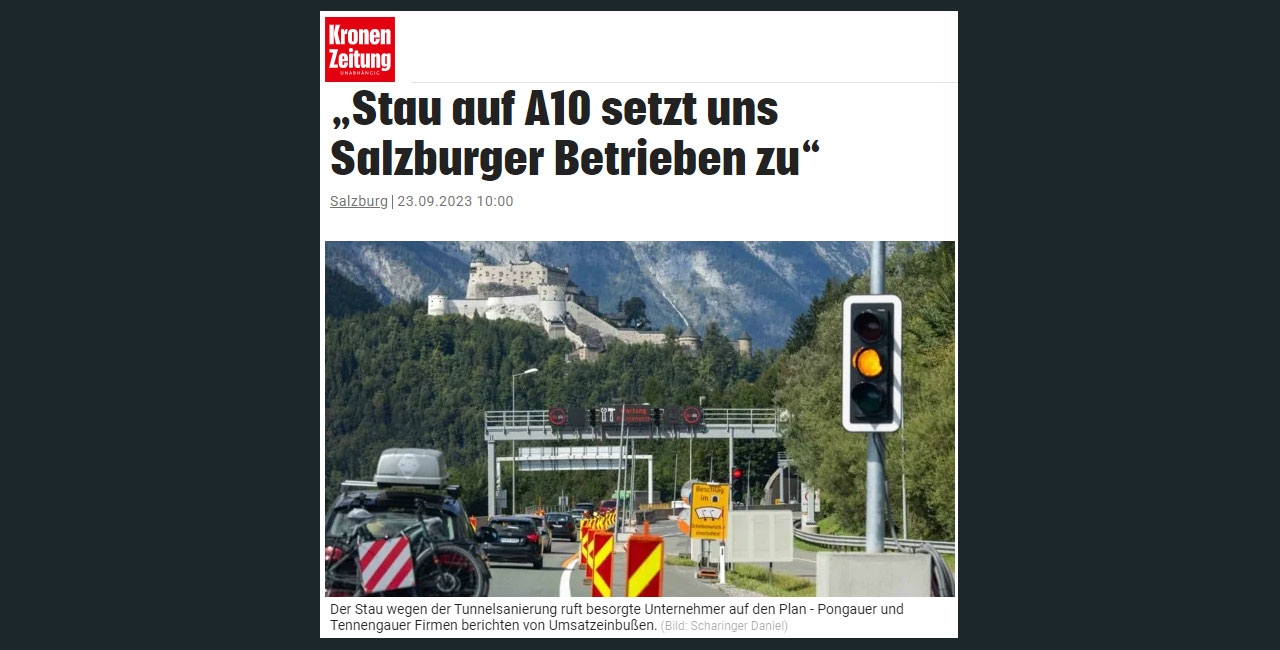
[338,479,462,499]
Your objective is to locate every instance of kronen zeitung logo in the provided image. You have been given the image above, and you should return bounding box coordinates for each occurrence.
[325,17,394,82]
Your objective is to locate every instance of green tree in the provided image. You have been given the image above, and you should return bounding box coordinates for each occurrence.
[774,242,954,540]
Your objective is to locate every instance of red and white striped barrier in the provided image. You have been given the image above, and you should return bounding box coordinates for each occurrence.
[357,535,414,593]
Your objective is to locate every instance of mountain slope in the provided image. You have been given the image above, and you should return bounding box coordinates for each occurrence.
[325,241,877,350]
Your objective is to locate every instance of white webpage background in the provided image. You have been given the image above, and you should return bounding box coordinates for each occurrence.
[319,11,957,241]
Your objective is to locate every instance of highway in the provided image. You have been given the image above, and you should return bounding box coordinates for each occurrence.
[486,522,734,597]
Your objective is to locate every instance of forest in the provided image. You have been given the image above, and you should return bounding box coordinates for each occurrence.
[325,242,954,541]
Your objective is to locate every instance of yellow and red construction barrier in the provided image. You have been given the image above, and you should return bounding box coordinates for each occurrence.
[590,529,614,597]
[582,527,596,585]
[625,521,664,597]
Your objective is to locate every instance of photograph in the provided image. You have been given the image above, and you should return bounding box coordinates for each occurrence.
[323,241,956,599]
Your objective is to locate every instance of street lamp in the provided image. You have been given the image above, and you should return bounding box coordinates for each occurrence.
[512,367,538,412]
[511,367,538,514]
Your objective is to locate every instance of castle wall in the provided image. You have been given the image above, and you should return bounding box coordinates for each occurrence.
[565,303,668,346]
[466,261,560,298]
[450,299,488,316]
[441,260,656,362]
[562,327,585,350]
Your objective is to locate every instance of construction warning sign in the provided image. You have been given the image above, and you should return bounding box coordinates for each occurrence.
[689,482,729,540]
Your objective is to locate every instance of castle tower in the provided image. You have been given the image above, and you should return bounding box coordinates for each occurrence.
[538,283,567,321]
[678,325,702,352]
[427,286,447,316]
[736,332,752,356]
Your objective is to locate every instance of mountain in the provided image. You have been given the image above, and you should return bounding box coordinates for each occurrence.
[325,241,881,350]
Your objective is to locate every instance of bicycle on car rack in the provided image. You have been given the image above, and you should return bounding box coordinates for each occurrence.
[325,496,490,597]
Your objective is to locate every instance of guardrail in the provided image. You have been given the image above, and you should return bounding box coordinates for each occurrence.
[792,524,956,555]
[486,410,549,427]
[700,408,779,425]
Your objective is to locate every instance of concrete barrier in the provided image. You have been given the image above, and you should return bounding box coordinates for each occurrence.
[816,553,932,596]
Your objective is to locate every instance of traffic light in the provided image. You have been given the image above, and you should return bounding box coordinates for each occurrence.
[588,408,598,427]
[731,467,744,502]
[842,295,902,432]
[650,407,663,426]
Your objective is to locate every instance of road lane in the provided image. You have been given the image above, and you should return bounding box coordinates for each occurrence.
[487,539,578,597]
[484,518,811,597]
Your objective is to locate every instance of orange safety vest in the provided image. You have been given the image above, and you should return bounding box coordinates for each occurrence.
[469,516,477,530]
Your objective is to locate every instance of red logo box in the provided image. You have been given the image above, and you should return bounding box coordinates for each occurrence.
[324,17,395,82]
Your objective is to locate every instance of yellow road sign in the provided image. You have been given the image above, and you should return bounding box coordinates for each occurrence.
[690,483,729,540]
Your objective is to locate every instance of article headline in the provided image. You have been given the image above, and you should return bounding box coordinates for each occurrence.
[329,90,821,180]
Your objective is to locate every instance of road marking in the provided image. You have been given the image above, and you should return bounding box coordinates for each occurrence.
[558,556,579,597]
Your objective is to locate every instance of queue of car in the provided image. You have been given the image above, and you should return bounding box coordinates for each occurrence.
[326,447,614,595]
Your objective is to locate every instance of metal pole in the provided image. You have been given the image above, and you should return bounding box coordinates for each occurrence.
[615,402,625,536]
[747,459,751,510]
[901,430,908,540]
[867,240,886,553]
[511,375,516,515]
[692,396,703,482]
[647,456,653,507]
[629,436,636,528]
[487,439,495,516]
[728,428,734,511]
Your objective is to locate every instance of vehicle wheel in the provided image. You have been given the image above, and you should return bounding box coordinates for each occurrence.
[415,544,490,597]
[533,558,543,570]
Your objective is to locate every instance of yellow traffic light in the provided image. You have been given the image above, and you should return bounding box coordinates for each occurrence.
[852,348,883,377]
[842,295,902,432]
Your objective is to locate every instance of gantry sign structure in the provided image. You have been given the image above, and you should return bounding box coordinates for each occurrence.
[483,407,781,517]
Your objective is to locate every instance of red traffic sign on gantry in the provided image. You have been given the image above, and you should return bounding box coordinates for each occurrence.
[682,406,702,425]
[548,407,567,426]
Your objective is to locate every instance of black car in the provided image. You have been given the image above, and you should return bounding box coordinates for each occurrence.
[324,482,489,596]
[478,516,544,569]
[546,512,578,541]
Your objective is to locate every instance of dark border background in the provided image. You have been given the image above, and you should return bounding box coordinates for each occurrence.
[152,2,1087,643]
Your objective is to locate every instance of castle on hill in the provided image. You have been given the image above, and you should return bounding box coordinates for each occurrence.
[424,250,751,361]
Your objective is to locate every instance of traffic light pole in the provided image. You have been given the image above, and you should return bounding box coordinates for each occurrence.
[867,241,886,553]
[723,429,733,585]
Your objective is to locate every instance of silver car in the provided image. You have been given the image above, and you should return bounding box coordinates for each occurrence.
[527,516,553,552]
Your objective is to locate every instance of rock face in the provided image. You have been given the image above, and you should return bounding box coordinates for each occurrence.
[326,241,888,350]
